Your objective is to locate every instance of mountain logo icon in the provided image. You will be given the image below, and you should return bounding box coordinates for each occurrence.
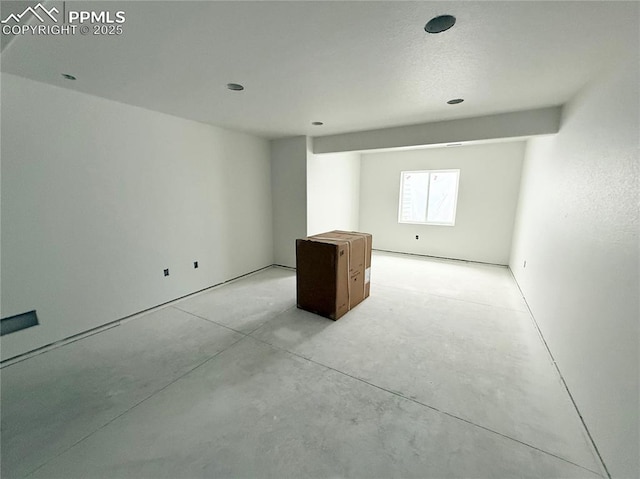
[1,3,59,24]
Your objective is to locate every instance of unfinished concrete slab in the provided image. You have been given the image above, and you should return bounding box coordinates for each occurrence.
[0,307,242,478]
[28,337,598,479]
[174,267,296,333]
[253,286,597,471]
[0,252,603,478]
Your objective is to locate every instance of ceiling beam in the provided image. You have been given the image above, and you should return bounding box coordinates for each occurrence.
[312,106,562,154]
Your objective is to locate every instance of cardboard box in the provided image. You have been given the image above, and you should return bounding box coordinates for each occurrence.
[296,230,372,320]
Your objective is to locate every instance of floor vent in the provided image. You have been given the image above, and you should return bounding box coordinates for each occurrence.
[1,310,39,336]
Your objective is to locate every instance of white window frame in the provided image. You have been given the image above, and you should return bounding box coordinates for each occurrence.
[397,169,460,226]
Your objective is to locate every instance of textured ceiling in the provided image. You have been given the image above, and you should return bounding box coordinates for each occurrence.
[1,1,637,138]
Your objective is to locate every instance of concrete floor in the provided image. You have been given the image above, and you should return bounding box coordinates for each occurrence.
[1,251,602,478]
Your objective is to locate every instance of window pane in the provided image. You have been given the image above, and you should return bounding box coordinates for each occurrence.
[399,172,429,223]
[426,171,459,224]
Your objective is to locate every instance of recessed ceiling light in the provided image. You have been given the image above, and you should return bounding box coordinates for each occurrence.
[424,15,456,34]
[226,83,244,91]
[447,98,464,105]
[311,121,324,126]
[61,73,76,80]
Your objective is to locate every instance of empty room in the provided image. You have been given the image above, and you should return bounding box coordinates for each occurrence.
[1,1,638,478]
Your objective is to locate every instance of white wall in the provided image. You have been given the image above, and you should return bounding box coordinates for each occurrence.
[360,142,525,265]
[1,73,273,360]
[510,45,639,478]
[307,151,360,236]
[270,136,307,268]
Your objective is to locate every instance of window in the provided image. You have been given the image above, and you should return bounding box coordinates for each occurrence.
[398,169,460,225]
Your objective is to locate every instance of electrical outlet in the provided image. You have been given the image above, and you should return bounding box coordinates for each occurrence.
[164,269,169,277]
[415,235,419,240]
[194,261,198,269]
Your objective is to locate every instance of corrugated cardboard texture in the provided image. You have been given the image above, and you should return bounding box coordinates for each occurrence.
[296,231,372,320]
